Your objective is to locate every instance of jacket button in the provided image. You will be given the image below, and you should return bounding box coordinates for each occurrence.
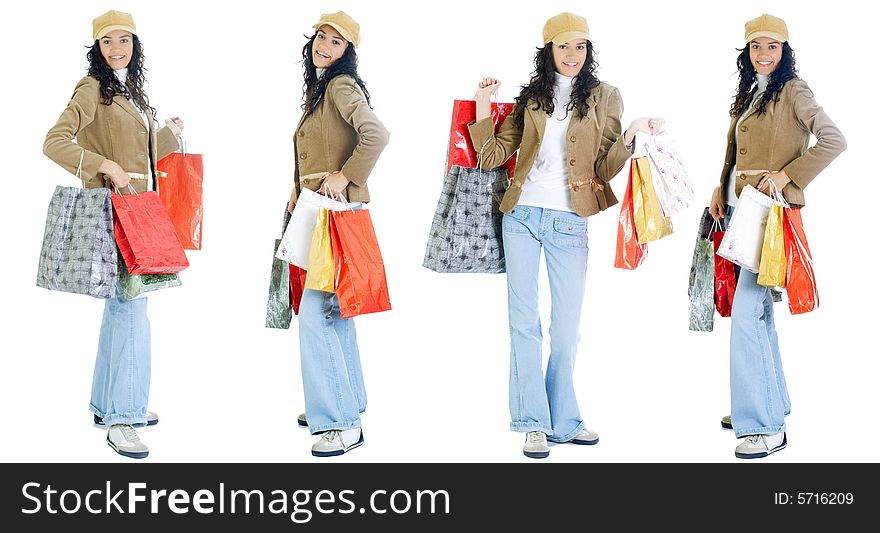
[740,125,748,132]
[739,148,747,155]
[299,153,307,159]
[298,131,305,137]
[569,159,576,166]
[569,136,577,142]
[572,185,580,192]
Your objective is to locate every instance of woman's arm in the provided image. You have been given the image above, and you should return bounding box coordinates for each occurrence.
[43,77,107,180]
[780,79,847,190]
[324,76,390,195]
[466,77,522,170]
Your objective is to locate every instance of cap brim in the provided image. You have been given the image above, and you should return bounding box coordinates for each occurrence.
[313,22,357,48]
[746,30,787,43]
[549,31,590,45]
[95,24,135,40]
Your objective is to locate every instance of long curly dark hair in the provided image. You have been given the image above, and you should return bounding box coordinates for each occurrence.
[730,42,797,117]
[86,34,155,118]
[513,41,600,129]
[301,33,371,116]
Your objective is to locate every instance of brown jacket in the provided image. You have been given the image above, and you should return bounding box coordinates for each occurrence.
[718,78,846,206]
[43,76,180,194]
[293,75,390,203]
[467,82,633,217]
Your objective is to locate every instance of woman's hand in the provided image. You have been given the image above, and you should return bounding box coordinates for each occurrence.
[99,159,131,190]
[475,77,500,121]
[757,170,791,194]
[624,117,665,145]
[321,171,351,199]
[709,187,726,221]
[166,116,185,135]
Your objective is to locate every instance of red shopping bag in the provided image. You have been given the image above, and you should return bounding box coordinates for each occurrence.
[157,151,204,250]
[783,208,818,314]
[614,159,648,269]
[712,229,737,317]
[328,209,391,319]
[111,190,190,274]
[446,100,517,177]
[289,264,307,315]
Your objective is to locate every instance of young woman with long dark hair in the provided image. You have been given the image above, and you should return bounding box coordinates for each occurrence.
[708,14,846,458]
[43,10,184,459]
[289,11,389,457]
[469,12,663,459]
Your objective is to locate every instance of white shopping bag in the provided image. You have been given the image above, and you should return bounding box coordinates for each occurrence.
[636,131,694,217]
[717,185,774,273]
[276,188,361,268]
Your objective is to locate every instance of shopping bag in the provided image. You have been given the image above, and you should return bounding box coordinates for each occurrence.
[632,156,673,243]
[290,264,307,316]
[277,188,361,268]
[157,146,204,250]
[118,254,181,300]
[36,185,118,299]
[712,219,737,318]
[111,188,189,274]
[423,164,507,273]
[329,209,391,319]
[783,208,819,315]
[266,208,293,329]
[717,185,773,273]
[688,208,715,332]
[304,208,335,292]
[639,131,695,217]
[614,159,648,269]
[757,189,787,287]
[446,100,517,177]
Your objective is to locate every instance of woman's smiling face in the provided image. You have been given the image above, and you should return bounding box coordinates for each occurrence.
[312,25,348,68]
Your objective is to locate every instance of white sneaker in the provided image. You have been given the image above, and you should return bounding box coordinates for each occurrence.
[735,432,787,459]
[569,428,599,445]
[311,428,364,457]
[523,431,550,459]
[107,424,149,459]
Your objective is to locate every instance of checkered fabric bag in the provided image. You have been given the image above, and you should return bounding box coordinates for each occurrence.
[36,185,118,299]
[423,164,507,274]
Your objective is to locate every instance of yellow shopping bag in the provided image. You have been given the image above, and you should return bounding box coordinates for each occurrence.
[757,202,787,287]
[304,208,335,292]
[632,157,673,243]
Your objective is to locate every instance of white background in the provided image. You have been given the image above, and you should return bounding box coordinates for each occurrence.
[0,0,874,463]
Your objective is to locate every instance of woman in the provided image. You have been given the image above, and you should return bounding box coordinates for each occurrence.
[289,11,389,457]
[709,14,845,459]
[43,10,183,459]
[470,12,662,459]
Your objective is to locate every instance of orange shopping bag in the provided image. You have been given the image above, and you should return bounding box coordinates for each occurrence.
[157,147,204,250]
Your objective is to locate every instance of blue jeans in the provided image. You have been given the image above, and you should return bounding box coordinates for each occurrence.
[298,288,367,434]
[726,206,790,437]
[90,284,151,427]
[502,205,589,443]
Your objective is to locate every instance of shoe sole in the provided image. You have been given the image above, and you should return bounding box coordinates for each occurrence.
[523,450,550,459]
[570,437,599,445]
[721,420,733,430]
[107,441,149,459]
[95,416,158,428]
[312,432,364,457]
[297,418,308,427]
[735,435,787,459]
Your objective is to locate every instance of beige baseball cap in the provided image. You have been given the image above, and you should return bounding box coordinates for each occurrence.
[313,11,360,48]
[745,14,788,43]
[543,12,590,45]
[92,10,136,41]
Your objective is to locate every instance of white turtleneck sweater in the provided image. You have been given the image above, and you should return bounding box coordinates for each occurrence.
[726,74,769,207]
[518,72,576,213]
[114,68,154,190]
